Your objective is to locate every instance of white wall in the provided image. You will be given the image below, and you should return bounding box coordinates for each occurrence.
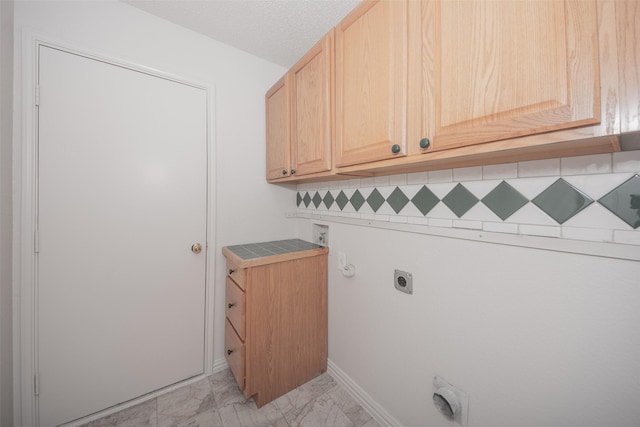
[1,0,15,425]
[296,218,640,427]
[12,0,293,422]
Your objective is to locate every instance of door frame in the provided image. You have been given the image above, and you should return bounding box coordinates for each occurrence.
[14,31,217,427]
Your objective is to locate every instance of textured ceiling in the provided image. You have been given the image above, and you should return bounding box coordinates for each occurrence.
[124,0,360,68]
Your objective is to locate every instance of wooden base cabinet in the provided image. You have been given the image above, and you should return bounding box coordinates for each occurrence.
[222,243,328,408]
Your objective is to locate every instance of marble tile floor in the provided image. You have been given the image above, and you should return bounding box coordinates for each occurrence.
[81,369,381,427]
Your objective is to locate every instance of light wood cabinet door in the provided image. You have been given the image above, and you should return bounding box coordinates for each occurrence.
[413,0,601,153]
[335,0,408,167]
[265,74,291,180]
[290,31,333,176]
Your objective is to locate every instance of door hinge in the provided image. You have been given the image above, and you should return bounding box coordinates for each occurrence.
[34,231,39,254]
[35,85,40,106]
[34,374,39,396]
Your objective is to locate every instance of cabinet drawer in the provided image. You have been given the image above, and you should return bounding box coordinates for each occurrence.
[226,260,245,290]
[225,319,245,391]
[225,277,245,340]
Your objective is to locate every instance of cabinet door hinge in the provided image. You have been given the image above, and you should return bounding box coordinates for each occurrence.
[34,231,39,254]
[35,85,40,107]
[34,374,39,396]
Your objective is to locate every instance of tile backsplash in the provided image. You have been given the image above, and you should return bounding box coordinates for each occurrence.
[296,152,640,246]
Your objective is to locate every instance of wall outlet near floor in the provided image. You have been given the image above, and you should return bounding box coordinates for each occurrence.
[394,269,413,294]
[312,223,329,247]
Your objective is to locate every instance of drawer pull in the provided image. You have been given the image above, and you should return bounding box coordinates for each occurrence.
[228,269,235,275]
[228,303,235,309]
[227,349,233,356]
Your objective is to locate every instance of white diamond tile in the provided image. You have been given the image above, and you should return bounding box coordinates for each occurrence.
[427,202,458,219]
[562,173,634,200]
[462,202,502,222]
[562,203,631,229]
[518,158,561,177]
[453,219,482,230]
[613,151,640,173]
[427,182,457,199]
[561,227,613,243]
[428,169,453,183]
[360,177,376,187]
[483,162,518,179]
[374,214,390,221]
[328,199,341,212]
[483,222,519,234]
[375,186,395,199]
[357,201,375,215]
[613,230,640,245]
[374,202,397,216]
[463,179,503,199]
[358,187,374,199]
[407,171,429,185]
[505,202,557,225]
[389,215,408,223]
[561,154,612,175]
[429,218,453,228]
[453,166,483,182]
[389,174,408,186]
[519,224,561,238]
[506,177,558,200]
[400,184,424,199]
[374,175,390,186]
[401,202,427,217]
[407,216,430,226]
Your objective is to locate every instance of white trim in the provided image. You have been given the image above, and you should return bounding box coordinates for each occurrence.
[212,357,229,374]
[14,30,217,427]
[291,212,640,262]
[327,359,403,427]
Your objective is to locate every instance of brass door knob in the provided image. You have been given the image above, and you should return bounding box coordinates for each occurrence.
[191,243,202,254]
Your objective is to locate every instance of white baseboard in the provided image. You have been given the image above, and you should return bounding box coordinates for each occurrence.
[327,359,404,427]
[212,357,229,374]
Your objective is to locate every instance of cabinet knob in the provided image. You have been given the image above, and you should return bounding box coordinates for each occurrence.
[391,144,401,154]
[227,349,233,356]
[282,169,288,176]
[228,303,235,309]
[290,169,296,175]
[228,269,235,275]
[419,138,431,149]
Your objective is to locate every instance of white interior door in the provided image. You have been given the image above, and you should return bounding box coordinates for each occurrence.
[37,46,208,427]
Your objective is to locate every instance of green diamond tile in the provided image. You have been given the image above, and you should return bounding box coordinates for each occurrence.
[367,188,385,212]
[387,187,410,214]
[481,181,529,220]
[442,183,479,217]
[312,192,322,208]
[532,178,593,224]
[323,191,335,209]
[598,174,640,229]
[411,186,440,215]
[350,190,365,211]
[303,192,311,208]
[336,191,349,210]
[296,192,302,207]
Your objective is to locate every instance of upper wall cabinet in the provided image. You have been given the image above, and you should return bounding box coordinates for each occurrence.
[408,0,609,156]
[266,32,333,181]
[290,30,333,177]
[334,0,408,167]
[266,74,291,180]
